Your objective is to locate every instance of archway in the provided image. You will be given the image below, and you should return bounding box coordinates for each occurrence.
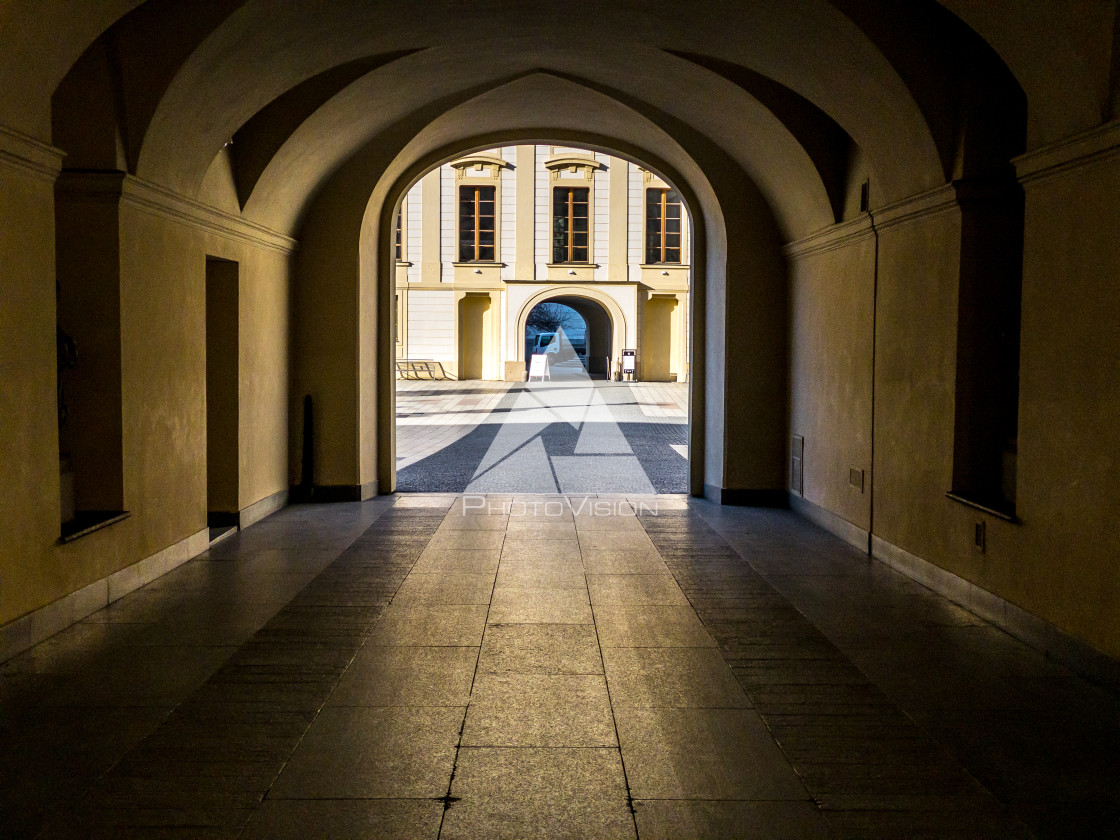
[519,291,622,379]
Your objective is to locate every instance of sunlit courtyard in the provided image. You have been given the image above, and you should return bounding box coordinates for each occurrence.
[396,378,688,494]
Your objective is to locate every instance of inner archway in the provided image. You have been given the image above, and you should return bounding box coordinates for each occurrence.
[524,301,590,374]
[390,142,695,494]
[522,294,617,379]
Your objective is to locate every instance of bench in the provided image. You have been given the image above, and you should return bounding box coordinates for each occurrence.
[395,360,452,380]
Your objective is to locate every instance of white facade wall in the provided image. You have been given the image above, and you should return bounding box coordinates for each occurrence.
[500,146,517,280]
[534,153,550,280]
[627,162,644,282]
[593,151,610,280]
[397,145,690,380]
[405,181,423,282]
[406,290,455,362]
[439,165,454,282]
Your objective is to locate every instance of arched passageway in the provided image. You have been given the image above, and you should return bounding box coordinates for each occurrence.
[4,15,1120,811]
[524,295,613,378]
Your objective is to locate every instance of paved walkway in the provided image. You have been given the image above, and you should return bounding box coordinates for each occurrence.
[2,495,1117,838]
[396,379,689,493]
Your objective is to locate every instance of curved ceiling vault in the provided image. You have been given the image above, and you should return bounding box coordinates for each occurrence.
[34,0,1043,245]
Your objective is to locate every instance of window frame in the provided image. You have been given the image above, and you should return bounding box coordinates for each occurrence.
[458,184,497,263]
[552,185,591,264]
[645,187,684,265]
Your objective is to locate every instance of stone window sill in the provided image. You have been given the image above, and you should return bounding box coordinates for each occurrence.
[60,511,130,543]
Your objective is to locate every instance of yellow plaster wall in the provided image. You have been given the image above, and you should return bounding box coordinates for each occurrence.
[788,234,875,530]
[238,247,291,509]
[1009,156,1120,655]
[794,166,1120,658]
[118,205,209,558]
[641,296,678,382]
[291,210,360,489]
[0,176,292,628]
[0,165,67,625]
[869,210,964,562]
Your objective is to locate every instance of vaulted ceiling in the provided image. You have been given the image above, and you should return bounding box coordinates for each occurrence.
[3,1,1110,241]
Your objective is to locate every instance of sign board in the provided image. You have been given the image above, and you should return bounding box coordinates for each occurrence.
[621,349,637,373]
[528,353,550,381]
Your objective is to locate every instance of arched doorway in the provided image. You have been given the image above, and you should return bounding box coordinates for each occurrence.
[524,297,614,378]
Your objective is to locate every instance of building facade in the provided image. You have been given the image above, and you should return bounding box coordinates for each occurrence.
[394,146,690,381]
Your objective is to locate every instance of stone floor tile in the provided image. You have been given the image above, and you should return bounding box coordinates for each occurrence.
[462,673,616,746]
[603,646,750,707]
[424,530,507,551]
[438,513,509,531]
[268,705,463,798]
[632,799,833,840]
[614,706,808,799]
[576,523,653,541]
[593,605,717,647]
[478,623,602,674]
[500,538,583,564]
[327,645,478,706]
[580,550,671,574]
[391,572,495,605]
[488,588,593,624]
[495,561,586,590]
[504,520,578,539]
[392,494,457,509]
[239,798,443,839]
[39,645,238,708]
[411,547,501,575]
[442,747,634,840]
[367,603,489,646]
[587,574,691,606]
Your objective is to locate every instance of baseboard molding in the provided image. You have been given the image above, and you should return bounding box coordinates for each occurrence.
[239,488,289,528]
[207,488,289,530]
[871,535,1120,691]
[704,484,788,507]
[789,494,870,552]
[0,527,209,663]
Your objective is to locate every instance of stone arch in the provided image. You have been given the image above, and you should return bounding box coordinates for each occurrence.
[518,289,626,378]
[351,127,736,497]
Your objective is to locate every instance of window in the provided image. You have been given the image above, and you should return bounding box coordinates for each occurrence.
[646,188,683,264]
[553,186,589,263]
[459,185,495,261]
[394,208,403,261]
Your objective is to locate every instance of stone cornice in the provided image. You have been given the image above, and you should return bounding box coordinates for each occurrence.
[55,170,298,254]
[1014,119,1120,187]
[0,126,64,183]
[782,216,873,258]
[122,177,298,254]
[783,184,959,258]
[872,183,957,232]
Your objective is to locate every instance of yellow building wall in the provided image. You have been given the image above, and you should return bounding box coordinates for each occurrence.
[0,165,293,629]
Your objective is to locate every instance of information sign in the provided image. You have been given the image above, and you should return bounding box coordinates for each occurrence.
[528,353,550,381]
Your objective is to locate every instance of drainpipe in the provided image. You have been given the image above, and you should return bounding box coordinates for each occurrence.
[866,183,879,557]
